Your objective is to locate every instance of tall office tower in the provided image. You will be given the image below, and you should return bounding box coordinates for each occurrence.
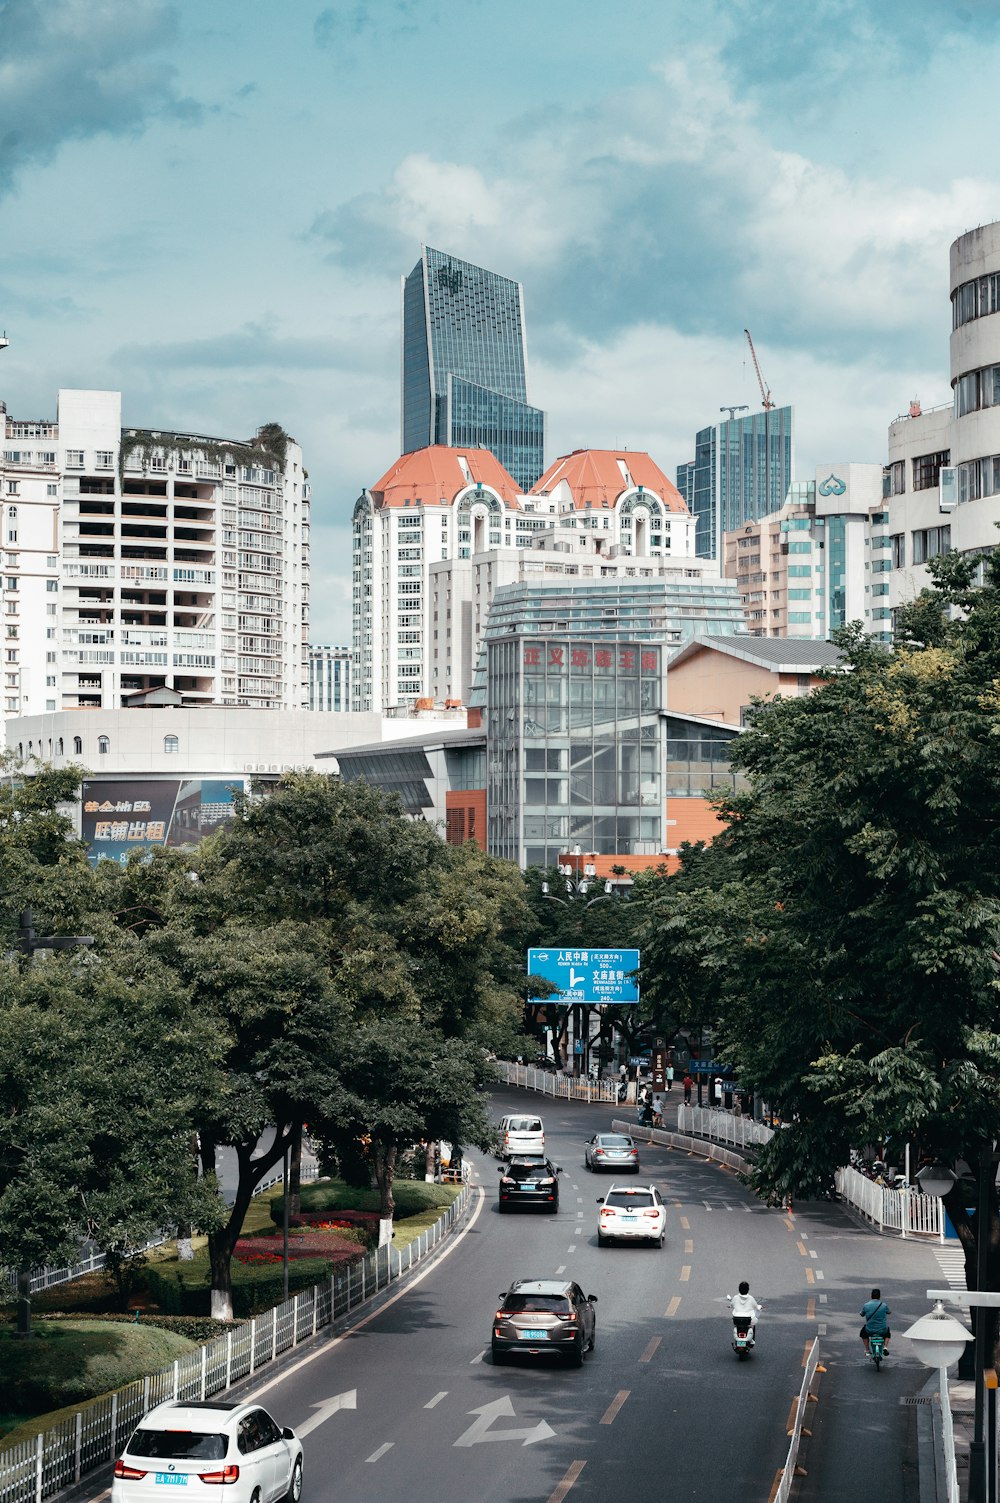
[308,643,351,710]
[678,406,794,563]
[401,245,545,491]
[1,389,310,722]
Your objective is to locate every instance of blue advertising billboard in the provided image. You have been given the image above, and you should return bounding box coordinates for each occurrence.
[81,778,245,866]
[527,947,640,1006]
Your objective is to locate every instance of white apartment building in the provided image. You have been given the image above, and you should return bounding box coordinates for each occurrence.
[1,389,310,730]
[352,444,702,711]
[887,221,1000,615]
[308,644,352,711]
[723,463,886,640]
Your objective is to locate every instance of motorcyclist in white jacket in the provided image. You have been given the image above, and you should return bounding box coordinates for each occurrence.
[729,1281,762,1332]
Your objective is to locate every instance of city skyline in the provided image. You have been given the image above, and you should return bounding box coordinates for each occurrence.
[3,0,1000,642]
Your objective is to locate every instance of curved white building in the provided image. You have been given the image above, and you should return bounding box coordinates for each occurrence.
[888,220,1000,614]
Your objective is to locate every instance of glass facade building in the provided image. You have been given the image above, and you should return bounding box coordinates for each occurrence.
[486,636,664,868]
[683,407,794,562]
[308,644,351,711]
[401,245,545,491]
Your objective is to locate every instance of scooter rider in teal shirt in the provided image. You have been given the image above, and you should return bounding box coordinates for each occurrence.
[860,1288,891,1356]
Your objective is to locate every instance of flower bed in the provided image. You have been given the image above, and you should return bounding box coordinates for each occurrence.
[233,1232,362,1266]
[288,1209,381,1233]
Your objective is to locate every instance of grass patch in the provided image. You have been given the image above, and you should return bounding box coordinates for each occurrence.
[0,1320,196,1443]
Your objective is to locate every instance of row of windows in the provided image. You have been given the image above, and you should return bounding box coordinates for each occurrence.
[953,272,1000,328]
[954,366,1000,418]
[891,526,952,567]
[16,734,179,758]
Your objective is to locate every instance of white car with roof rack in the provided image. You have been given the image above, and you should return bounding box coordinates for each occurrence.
[596,1183,667,1246]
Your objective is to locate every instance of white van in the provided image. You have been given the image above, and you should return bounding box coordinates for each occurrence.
[496,1114,545,1157]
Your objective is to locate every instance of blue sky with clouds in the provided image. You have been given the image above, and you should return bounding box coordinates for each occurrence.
[2,0,999,642]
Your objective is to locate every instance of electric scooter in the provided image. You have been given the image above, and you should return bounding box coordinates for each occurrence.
[726,1296,760,1360]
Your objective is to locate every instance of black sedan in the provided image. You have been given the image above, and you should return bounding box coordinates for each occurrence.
[498,1155,562,1211]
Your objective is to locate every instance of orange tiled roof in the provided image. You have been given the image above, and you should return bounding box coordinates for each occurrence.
[369,446,521,509]
[531,449,688,513]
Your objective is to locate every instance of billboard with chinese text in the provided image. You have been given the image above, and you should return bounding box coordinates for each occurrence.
[527,946,641,1006]
[81,779,244,866]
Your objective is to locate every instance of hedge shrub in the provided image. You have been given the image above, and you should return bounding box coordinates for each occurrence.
[143,1254,337,1317]
[0,1320,196,1414]
[35,1312,240,1342]
[270,1179,454,1227]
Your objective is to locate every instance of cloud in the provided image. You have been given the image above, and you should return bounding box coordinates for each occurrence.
[314,3,371,47]
[0,0,201,197]
[112,317,394,377]
[308,40,1000,373]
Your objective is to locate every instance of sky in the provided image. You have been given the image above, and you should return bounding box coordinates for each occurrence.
[2,0,999,644]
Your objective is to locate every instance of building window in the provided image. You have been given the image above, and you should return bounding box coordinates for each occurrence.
[73,736,83,755]
[164,734,179,754]
[95,450,114,468]
[65,450,84,468]
[890,534,906,568]
[47,483,58,496]
[884,461,905,497]
[46,579,57,592]
[912,525,952,565]
[97,736,110,754]
[912,451,951,491]
[56,739,63,756]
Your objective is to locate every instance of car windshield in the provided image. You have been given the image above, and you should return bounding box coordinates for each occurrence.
[598,1136,633,1148]
[503,1295,570,1314]
[606,1191,654,1209]
[508,1119,541,1132]
[510,1163,551,1180]
[128,1430,227,1461]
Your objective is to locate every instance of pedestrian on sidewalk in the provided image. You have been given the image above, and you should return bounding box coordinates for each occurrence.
[666,1063,674,1091]
[682,1073,693,1104]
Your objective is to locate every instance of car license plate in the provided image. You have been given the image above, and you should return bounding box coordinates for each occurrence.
[155,1477,188,1486]
[621,1214,636,1223]
[519,1329,548,1340]
[520,1183,536,1190]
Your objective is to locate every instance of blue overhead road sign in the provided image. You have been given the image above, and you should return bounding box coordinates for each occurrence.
[528,947,640,1006]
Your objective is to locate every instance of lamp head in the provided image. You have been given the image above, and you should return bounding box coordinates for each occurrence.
[903,1301,972,1370]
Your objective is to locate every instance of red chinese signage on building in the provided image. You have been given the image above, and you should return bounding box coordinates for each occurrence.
[522,642,659,672]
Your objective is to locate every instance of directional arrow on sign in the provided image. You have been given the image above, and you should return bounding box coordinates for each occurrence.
[295,1390,357,1439]
[569,969,586,989]
[453,1396,555,1448]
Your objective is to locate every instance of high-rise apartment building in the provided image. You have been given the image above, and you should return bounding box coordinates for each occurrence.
[308,644,351,711]
[0,389,309,723]
[722,464,885,639]
[401,245,545,491]
[677,406,794,563]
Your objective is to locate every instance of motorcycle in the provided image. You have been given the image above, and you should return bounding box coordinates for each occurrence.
[727,1296,760,1360]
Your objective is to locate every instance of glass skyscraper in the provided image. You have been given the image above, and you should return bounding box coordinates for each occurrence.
[678,406,794,562]
[401,245,545,491]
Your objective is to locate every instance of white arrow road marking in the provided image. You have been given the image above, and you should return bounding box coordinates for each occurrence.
[296,1390,357,1439]
[453,1396,556,1448]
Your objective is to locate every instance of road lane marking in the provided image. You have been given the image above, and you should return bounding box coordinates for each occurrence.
[796,1240,807,1256]
[801,1341,813,1367]
[680,1216,690,1230]
[366,1444,393,1463]
[567,1244,577,1252]
[684,1239,693,1253]
[818,1323,827,1335]
[555,1265,566,1275]
[250,1185,487,1399]
[809,1249,818,1258]
[600,1390,630,1425]
[454,1397,554,1448]
[703,1201,713,1211]
[296,1390,356,1438]
[806,1298,816,1320]
[576,1196,583,1204]
[819,1294,828,1304]
[805,1268,814,1285]
[783,1216,795,1232]
[470,1350,485,1364]
[638,1336,661,1363]
[665,1296,681,1317]
[815,1270,825,1280]
[547,1462,586,1503]
[679,1265,691,1282]
[425,1392,447,1409]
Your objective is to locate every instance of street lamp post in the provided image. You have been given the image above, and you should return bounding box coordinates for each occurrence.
[914,1157,996,1503]
[540,867,619,1077]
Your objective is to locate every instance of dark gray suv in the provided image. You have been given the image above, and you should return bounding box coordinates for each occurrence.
[491,1278,597,1367]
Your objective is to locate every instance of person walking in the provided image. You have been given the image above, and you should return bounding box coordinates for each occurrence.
[682,1073,693,1105]
[665,1063,675,1091]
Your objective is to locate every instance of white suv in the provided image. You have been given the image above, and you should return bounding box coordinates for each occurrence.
[112,1401,303,1503]
[597,1184,667,1247]
[496,1114,545,1156]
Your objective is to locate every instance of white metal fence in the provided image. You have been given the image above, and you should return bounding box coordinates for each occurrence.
[834,1165,944,1241]
[494,1060,620,1104]
[937,1367,960,1503]
[677,1105,775,1150]
[0,1184,471,1503]
[773,1337,820,1503]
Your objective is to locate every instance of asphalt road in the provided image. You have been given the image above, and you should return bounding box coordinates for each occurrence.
[211,1088,861,1503]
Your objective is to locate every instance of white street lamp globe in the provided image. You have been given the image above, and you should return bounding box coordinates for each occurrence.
[903,1302,972,1370]
[915,1163,958,1198]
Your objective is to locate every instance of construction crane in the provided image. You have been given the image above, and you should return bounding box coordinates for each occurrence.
[744,328,774,410]
[720,404,749,421]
